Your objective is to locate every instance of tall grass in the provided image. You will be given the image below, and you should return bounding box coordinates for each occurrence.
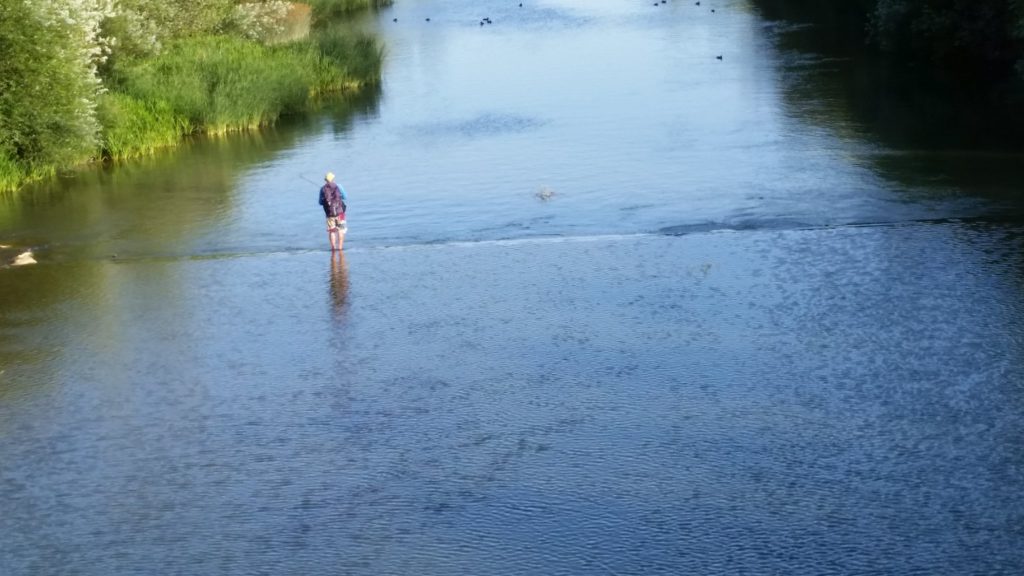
[97,93,192,160]
[101,31,383,159]
[0,153,26,194]
[306,30,385,93]
[308,0,394,23]
[115,36,318,135]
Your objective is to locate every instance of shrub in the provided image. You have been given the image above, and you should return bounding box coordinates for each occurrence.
[0,0,109,182]
[278,3,314,43]
[98,0,235,78]
[222,1,293,43]
[870,0,1023,77]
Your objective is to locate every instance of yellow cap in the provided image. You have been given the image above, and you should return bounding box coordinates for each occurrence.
[325,172,335,182]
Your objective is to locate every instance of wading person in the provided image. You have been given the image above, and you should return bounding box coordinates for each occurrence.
[318,172,347,251]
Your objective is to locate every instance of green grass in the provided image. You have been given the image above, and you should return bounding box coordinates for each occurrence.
[97,93,192,160]
[308,0,394,23]
[3,4,386,190]
[91,30,384,162]
[0,143,63,193]
[115,36,318,135]
[306,30,386,94]
[110,31,382,140]
[0,152,26,194]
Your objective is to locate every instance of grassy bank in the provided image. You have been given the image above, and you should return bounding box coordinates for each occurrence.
[0,1,387,192]
[100,30,383,159]
[104,26,384,158]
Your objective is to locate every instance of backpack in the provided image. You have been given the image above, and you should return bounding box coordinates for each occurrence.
[319,184,345,216]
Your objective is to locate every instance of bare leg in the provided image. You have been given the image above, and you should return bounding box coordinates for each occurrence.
[328,227,339,251]
[337,230,345,251]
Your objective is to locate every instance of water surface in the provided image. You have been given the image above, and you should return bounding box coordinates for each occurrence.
[2,1,1023,574]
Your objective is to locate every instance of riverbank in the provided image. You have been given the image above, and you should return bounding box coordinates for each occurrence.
[100,30,384,160]
[0,0,390,193]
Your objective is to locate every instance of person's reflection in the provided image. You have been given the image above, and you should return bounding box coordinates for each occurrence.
[329,251,350,316]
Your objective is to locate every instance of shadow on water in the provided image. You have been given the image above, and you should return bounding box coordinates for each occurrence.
[751,0,1024,212]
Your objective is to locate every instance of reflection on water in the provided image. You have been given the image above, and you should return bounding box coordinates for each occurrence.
[330,251,350,317]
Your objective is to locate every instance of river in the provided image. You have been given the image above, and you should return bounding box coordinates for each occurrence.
[2,1,1023,574]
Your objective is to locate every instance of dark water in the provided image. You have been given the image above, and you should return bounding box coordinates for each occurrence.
[2,1,1024,574]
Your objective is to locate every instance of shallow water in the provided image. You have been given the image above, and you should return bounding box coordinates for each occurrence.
[2,1,1024,574]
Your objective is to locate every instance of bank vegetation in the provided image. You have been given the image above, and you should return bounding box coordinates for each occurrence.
[0,0,392,192]
[753,0,1024,79]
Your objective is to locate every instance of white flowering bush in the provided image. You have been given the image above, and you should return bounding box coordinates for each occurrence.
[224,1,292,42]
[102,0,233,61]
[0,0,114,186]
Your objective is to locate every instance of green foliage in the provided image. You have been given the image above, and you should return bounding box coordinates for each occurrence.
[0,148,26,193]
[99,0,242,78]
[1014,0,1024,74]
[870,0,1022,75]
[2,0,386,191]
[0,0,102,185]
[97,93,191,160]
[115,36,318,134]
[220,1,293,43]
[120,0,234,41]
[305,30,385,92]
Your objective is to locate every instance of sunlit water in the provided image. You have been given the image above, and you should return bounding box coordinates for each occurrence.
[2,1,1023,574]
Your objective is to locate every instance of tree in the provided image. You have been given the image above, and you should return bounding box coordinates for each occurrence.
[0,0,111,182]
[870,0,1023,77]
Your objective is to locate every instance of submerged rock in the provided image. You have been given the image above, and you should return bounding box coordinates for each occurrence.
[536,186,556,201]
[10,251,36,266]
